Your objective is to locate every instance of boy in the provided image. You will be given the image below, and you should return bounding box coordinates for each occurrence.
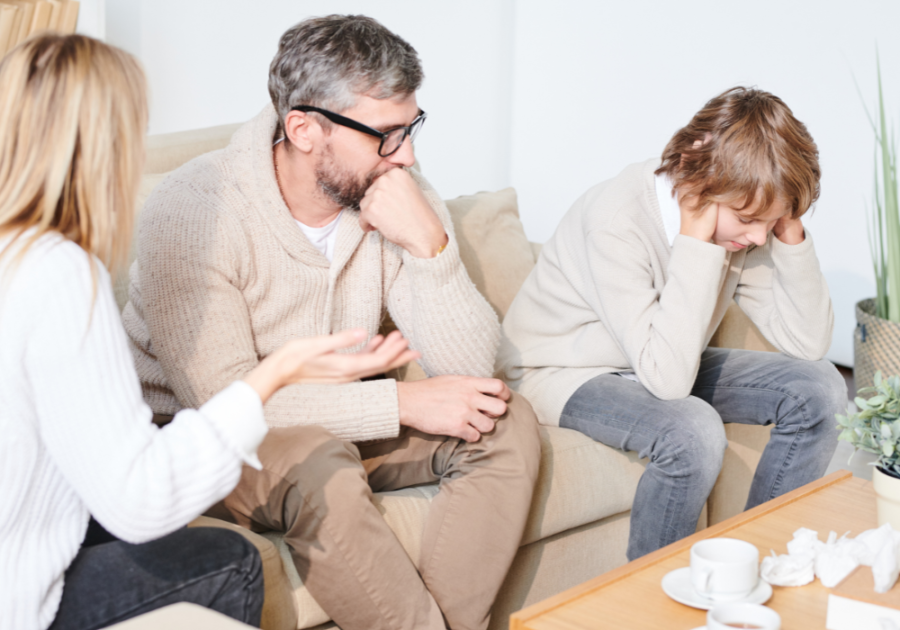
[498,87,845,560]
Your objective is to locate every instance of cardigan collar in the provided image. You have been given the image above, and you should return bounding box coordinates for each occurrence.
[227,105,365,273]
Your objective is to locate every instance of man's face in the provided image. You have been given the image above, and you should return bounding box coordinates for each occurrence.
[314,93,420,210]
[714,197,790,252]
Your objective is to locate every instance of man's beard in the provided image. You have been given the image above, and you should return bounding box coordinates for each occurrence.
[315,145,379,211]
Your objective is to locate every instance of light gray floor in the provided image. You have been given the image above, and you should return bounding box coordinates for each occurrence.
[825,436,878,480]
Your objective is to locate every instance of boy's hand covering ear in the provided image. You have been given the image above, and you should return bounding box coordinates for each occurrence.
[773,214,805,245]
[679,198,719,244]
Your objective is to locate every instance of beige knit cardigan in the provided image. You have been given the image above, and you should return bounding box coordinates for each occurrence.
[123,106,500,442]
[497,159,833,427]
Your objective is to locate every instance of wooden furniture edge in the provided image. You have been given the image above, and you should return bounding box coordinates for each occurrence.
[509,470,854,630]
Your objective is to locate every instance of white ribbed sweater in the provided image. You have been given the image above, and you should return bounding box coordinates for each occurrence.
[123,106,500,441]
[0,233,267,630]
[498,159,834,426]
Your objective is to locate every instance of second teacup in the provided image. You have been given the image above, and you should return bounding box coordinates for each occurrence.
[690,538,759,601]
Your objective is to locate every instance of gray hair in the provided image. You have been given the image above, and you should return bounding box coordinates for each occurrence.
[268,15,423,130]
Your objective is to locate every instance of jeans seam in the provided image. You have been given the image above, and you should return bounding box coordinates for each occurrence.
[84,565,251,630]
[695,383,815,502]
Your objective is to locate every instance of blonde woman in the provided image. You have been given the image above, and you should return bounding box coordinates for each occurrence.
[0,35,418,630]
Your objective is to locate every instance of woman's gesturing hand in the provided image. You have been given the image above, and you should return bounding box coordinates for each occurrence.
[243,329,420,403]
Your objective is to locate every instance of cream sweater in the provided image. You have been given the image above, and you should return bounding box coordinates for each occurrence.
[0,233,267,630]
[123,106,499,442]
[497,159,833,426]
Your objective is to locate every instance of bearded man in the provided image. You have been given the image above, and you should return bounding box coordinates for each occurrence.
[123,14,540,630]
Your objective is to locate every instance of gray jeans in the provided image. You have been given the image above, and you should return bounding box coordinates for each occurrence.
[560,348,846,561]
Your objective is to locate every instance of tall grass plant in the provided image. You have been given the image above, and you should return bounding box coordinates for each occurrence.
[866,56,900,321]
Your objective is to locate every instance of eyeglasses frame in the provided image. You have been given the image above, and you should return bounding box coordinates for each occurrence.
[291,105,427,158]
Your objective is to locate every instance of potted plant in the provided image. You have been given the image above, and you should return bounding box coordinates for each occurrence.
[855,59,900,390]
[837,371,900,528]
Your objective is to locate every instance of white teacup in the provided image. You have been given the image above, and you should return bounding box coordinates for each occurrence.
[690,538,759,601]
[707,602,781,630]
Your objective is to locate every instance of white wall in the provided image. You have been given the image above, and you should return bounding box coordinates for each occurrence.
[105,0,516,203]
[106,0,900,367]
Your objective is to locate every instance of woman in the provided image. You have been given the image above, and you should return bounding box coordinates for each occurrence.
[0,34,418,629]
[498,87,846,561]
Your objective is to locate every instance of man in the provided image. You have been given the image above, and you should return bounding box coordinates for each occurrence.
[124,15,540,630]
[498,87,845,561]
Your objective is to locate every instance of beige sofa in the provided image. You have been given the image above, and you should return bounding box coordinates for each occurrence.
[121,123,777,630]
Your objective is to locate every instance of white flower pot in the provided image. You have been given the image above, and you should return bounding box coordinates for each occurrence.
[873,466,900,529]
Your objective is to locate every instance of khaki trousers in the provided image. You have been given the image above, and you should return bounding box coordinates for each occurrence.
[216,392,540,630]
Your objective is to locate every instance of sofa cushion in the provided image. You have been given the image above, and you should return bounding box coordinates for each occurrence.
[444,187,536,319]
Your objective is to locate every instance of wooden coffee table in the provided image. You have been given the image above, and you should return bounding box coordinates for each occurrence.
[510,470,876,629]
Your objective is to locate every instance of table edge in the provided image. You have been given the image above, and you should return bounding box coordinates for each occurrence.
[509,470,857,630]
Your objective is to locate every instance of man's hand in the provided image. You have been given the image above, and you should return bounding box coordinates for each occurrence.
[679,197,719,244]
[772,214,805,245]
[358,168,448,258]
[396,375,510,442]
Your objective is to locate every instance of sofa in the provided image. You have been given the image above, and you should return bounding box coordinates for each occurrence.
[119,122,778,630]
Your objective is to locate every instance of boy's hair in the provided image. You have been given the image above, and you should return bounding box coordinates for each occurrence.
[656,87,820,218]
[268,15,423,132]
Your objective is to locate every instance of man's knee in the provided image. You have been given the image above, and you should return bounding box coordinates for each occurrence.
[487,392,542,482]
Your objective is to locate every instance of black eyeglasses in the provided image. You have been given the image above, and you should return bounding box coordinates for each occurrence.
[292,105,427,157]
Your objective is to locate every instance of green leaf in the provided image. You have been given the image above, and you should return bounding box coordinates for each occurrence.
[876,371,884,387]
[869,395,888,406]
[856,397,872,410]
[884,442,895,457]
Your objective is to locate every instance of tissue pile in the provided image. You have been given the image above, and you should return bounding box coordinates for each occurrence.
[760,523,900,592]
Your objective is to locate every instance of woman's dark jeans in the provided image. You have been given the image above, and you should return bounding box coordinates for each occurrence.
[49,521,264,629]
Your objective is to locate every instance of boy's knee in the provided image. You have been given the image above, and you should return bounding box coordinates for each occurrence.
[655,400,727,478]
[783,359,848,427]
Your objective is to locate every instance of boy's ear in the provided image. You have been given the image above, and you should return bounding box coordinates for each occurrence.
[283,110,318,153]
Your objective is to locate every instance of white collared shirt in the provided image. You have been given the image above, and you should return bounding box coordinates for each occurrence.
[655,172,680,247]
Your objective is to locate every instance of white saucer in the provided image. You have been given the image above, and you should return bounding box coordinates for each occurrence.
[661,567,772,610]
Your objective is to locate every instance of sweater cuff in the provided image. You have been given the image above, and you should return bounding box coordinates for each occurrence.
[670,234,727,270]
[199,380,268,470]
[400,232,465,288]
[769,227,817,262]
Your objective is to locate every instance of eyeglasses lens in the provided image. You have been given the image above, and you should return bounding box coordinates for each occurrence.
[382,128,408,157]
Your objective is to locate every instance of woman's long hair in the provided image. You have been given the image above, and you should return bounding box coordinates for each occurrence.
[0,34,147,288]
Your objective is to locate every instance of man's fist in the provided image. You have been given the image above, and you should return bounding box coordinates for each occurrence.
[358,168,447,258]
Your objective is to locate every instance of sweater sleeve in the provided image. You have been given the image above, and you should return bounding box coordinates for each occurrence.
[588,228,726,399]
[733,230,833,360]
[138,189,401,441]
[26,243,267,544]
[384,171,500,378]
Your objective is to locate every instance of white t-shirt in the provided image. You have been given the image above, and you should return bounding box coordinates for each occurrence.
[655,172,681,247]
[296,211,343,263]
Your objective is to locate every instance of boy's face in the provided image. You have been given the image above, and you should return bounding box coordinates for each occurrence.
[713,198,790,252]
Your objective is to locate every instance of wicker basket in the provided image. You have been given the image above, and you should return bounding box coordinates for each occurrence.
[854,298,900,391]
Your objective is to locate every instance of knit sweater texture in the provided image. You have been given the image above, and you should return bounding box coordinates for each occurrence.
[497,159,834,426]
[123,106,500,442]
[0,232,268,630]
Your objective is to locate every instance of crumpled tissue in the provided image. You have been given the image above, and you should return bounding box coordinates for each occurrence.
[760,523,900,592]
